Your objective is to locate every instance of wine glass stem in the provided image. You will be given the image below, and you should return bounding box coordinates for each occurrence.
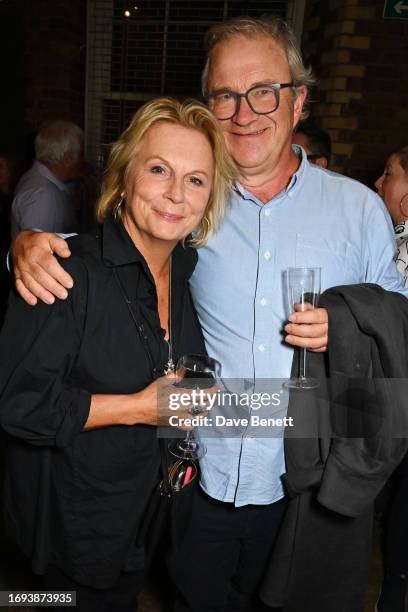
[299,347,307,380]
[184,430,193,444]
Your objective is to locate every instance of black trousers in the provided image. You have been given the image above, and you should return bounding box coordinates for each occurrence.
[169,486,286,612]
[42,564,144,612]
[383,450,408,575]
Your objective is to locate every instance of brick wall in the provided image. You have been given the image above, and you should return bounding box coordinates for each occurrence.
[22,0,87,131]
[302,0,408,186]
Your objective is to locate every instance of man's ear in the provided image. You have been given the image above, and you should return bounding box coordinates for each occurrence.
[293,86,307,129]
[315,157,328,169]
[62,151,74,168]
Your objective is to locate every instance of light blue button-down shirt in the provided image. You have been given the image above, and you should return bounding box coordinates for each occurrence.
[190,147,407,507]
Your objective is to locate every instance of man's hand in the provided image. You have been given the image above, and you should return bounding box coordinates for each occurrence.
[13,231,74,306]
[284,307,328,352]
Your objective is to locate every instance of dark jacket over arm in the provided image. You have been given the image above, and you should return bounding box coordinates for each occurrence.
[261,284,408,612]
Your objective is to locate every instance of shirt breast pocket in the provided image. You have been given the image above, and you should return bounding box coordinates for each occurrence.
[295,237,352,290]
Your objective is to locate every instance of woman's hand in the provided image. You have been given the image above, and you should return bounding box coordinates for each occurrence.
[134,372,204,430]
[87,374,218,432]
[12,230,74,305]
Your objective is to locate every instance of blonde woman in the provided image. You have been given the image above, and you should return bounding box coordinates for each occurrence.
[0,98,235,611]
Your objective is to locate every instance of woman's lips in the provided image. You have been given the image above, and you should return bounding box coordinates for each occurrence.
[154,209,184,222]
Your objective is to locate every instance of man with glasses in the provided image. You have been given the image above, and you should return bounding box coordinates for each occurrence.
[9,15,406,612]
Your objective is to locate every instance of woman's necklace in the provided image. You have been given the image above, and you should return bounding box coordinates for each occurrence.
[164,255,175,375]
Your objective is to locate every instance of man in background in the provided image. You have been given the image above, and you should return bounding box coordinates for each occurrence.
[11,120,83,238]
[292,121,331,168]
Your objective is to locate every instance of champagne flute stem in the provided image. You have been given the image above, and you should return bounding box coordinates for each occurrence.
[299,347,307,380]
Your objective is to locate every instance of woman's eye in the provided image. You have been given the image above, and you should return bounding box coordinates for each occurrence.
[150,165,165,174]
[189,176,203,186]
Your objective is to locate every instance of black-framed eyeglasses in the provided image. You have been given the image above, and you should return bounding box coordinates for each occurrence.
[206,82,294,120]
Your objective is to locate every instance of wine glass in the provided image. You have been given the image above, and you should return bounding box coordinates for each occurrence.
[168,354,221,461]
[284,267,321,390]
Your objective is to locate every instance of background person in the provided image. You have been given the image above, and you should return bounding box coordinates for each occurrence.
[8,16,408,612]
[10,120,84,238]
[374,145,408,612]
[0,97,234,612]
[292,120,331,168]
[375,145,408,286]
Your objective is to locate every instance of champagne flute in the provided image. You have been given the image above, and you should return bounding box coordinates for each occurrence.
[284,267,321,390]
[168,354,221,461]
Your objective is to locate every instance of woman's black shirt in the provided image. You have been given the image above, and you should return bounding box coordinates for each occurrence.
[0,216,205,588]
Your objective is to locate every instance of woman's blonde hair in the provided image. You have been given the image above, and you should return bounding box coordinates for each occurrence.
[97,97,236,247]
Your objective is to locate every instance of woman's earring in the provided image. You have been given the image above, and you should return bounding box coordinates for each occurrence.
[400,194,408,219]
[114,192,125,217]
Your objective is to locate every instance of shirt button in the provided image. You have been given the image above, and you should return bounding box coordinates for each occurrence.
[258,344,265,352]
[260,297,267,306]
[264,209,271,217]
[264,250,271,260]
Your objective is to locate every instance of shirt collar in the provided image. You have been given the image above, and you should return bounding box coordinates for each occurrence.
[287,144,308,194]
[33,161,68,192]
[232,144,309,204]
[101,214,198,281]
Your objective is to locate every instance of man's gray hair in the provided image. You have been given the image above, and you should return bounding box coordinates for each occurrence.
[35,120,84,165]
[202,16,316,121]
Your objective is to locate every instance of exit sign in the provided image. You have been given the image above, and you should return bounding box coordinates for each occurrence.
[383,0,408,18]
